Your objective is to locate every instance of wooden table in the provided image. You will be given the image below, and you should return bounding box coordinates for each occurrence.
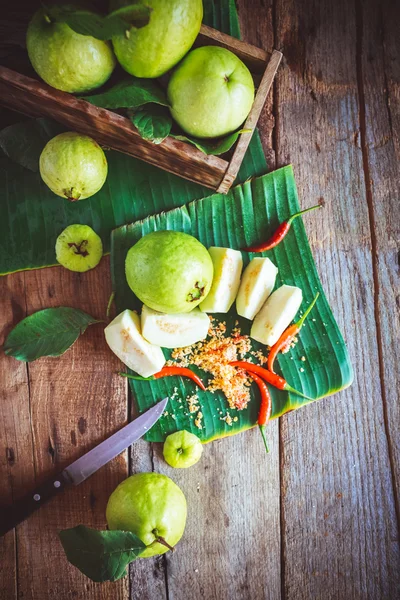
[1,0,399,598]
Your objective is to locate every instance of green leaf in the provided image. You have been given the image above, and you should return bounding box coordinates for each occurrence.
[0,119,63,171]
[43,3,151,40]
[0,0,269,276]
[59,526,146,582]
[130,105,172,143]
[3,307,100,362]
[110,166,353,443]
[172,129,251,156]
[82,78,169,109]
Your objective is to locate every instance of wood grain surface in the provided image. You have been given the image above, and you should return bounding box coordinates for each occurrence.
[0,0,399,599]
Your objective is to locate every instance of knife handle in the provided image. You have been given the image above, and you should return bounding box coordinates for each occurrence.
[0,470,72,537]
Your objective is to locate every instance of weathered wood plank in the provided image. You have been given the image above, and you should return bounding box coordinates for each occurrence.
[10,260,129,599]
[275,0,400,598]
[359,0,400,516]
[0,273,33,600]
[154,428,281,600]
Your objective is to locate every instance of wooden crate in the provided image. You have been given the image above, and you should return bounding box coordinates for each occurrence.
[0,25,282,194]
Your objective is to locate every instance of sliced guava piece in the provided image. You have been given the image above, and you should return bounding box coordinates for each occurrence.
[199,247,243,313]
[236,257,278,320]
[141,305,209,349]
[104,309,165,378]
[250,285,303,346]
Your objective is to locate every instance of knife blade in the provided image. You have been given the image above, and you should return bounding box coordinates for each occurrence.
[0,397,168,537]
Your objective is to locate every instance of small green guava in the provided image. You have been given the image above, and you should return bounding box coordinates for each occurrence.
[40,132,108,201]
[55,224,103,272]
[26,7,116,94]
[163,430,203,468]
[106,472,187,557]
[125,231,214,314]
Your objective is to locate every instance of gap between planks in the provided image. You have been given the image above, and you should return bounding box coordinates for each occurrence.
[354,0,400,532]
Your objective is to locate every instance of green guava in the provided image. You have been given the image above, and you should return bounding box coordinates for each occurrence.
[106,472,187,557]
[125,231,214,314]
[55,224,103,272]
[168,46,255,138]
[163,430,203,468]
[39,132,108,201]
[110,0,203,78]
[26,7,116,94]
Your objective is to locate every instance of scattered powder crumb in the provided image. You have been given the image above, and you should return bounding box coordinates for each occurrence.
[194,411,203,429]
[233,416,238,422]
[168,318,252,410]
[300,367,305,372]
[250,349,268,364]
[194,569,199,573]
[312,318,316,322]
[220,412,233,426]
[186,393,199,413]
[171,414,176,420]
[163,411,169,417]
[301,356,306,362]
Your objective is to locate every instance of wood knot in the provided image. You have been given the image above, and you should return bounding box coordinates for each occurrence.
[6,447,15,466]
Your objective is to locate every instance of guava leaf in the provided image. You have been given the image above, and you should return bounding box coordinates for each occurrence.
[43,3,151,40]
[59,526,146,582]
[130,105,172,144]
[3,307,100,362]
[0,119,63,172]
[171,129,251,156]
[82,78,169,109]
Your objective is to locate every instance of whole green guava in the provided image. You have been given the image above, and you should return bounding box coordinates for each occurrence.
[168,46,255,138]
[26,7,116,93]
[111,0,203,78]
[106,472,187,557]
[39,132,108,201]
[125,231,214,314]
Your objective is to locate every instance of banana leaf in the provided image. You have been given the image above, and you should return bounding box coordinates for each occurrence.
[0,0,266,276]
[111,166,353,443]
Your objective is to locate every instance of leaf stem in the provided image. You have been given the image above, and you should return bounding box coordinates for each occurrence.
[154,536,175,553]
[259,425,270,454]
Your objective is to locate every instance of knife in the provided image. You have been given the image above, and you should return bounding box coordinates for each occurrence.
[0,397,168,537]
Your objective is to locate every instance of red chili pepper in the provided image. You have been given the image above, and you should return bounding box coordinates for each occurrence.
[242,204,321,252]
[248,371,272,454]
[267,292,319,373]
[229,361,312,399]
[119,366,206,391]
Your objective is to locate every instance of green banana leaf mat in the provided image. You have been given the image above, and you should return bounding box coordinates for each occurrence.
[111,165,353,443]
[0,0,352,441]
